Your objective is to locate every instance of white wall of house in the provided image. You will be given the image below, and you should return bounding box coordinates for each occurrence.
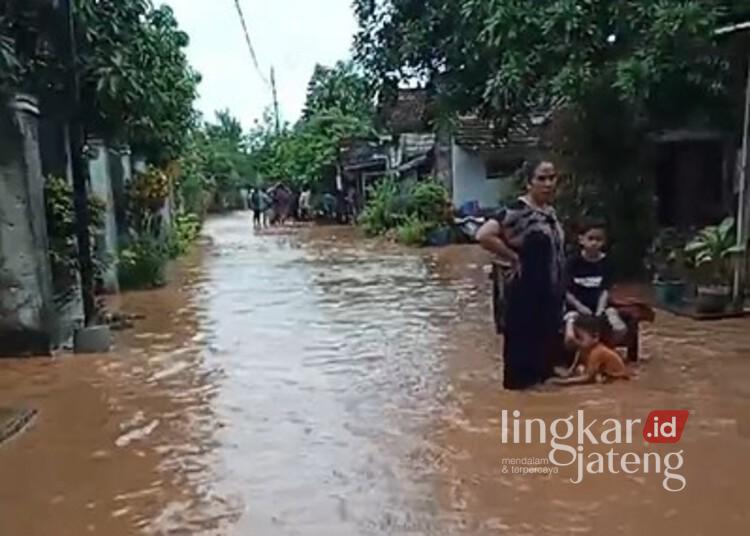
[451,143,509,209]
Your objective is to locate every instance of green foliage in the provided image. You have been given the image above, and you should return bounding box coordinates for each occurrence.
[75,1,199,163]
[0,1,199,163]
[356,1,730,124]
[359,177,402,235]
[395,214,431,246]
[409,180,450,221]
[166,212,201,259]
[117,203,168,290]
[175,144,212,216]
[684,217,745,286]
[205,113,253,209]
[302,61,374,120]
[249,61,376,189]
[358,177,450,241]
[647,228,691,282]
[44,175,106,292]
[118,233,168,290]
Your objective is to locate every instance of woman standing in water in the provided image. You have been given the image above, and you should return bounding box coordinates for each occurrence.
[476,160,566,390]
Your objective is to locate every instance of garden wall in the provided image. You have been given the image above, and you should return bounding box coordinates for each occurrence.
[0,96,55,356]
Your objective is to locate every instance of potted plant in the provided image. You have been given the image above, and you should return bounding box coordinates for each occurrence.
[684,217,745,314]
[648,228,687,307]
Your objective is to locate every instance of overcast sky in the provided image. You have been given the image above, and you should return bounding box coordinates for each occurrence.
[165,0,358,129]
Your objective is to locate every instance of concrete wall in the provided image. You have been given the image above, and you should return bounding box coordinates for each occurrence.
[434,128,453,196]
[87,138,119,294]
[107,145,132,241]
[451,143,509,209]
[0,95,55,356]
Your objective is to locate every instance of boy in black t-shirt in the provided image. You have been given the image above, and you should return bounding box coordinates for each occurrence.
[564,221,626,347]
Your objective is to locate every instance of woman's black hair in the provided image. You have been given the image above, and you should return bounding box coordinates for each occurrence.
[521,158,551,184]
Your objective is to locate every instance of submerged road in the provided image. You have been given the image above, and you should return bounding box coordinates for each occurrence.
[1,213,749,535]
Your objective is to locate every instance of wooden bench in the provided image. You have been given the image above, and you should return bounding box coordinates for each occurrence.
[490,262,653,362]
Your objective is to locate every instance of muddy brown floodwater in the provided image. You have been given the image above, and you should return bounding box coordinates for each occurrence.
[1,213,749,536]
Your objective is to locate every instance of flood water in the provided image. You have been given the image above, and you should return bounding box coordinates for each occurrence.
[1,213,749,535]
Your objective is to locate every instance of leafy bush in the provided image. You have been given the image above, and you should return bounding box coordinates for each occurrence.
[359,177,449,240]
[44,175,107,293]
[130,166,170,211]
[684,217,745,286]
[646,228,691,282]
[166,212,201,259]
[118,233,169,290]
[358,177,401,235]
[395,215,431,246]
[409,180,450,222]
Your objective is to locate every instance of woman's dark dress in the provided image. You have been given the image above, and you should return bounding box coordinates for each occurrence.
[493,200,565,390]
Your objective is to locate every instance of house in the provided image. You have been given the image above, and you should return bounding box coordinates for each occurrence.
[338,137,388,201]
[338,89,437,201]
[374,89,551,212]
[649,128,735,229]
[447,114,549,212]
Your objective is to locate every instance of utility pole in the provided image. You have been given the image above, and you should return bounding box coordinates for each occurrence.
[60,0,96,325]
[271,67,281,135]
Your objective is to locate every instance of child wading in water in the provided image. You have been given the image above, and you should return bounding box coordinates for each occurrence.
[564,220,626,347]
[550,315,630,385]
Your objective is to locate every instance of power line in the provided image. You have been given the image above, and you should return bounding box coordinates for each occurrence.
[231,0,271,88]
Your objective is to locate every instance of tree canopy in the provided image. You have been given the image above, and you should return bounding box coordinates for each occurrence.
[248,61,376,189]
[302,60,374,120]
[0,0,199,164]
[354,0,732,128]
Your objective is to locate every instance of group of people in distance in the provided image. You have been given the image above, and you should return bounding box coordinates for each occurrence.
[247,183,309,229]
[476,159,630,391]
[248,183,360,229]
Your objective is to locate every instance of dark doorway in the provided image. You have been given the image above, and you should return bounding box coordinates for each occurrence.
[655,140,725,228]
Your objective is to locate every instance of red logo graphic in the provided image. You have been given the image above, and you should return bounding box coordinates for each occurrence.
[643,410,690,444]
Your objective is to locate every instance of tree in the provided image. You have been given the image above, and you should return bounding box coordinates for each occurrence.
[177,110,255,213]
[355,1,730,123]
[302,60,374,120]
[75,1,200,163]
[0,1,199,164]
[248,62,376,189]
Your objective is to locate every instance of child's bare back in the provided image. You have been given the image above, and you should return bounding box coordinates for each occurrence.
[549,315,630,386]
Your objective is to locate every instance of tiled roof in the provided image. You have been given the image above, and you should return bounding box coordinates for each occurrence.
[380,89,431,133]
[453,113,550,151]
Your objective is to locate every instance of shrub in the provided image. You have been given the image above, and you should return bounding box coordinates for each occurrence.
[359,177,449,240]
[166,212,201,259]
[44,175,107,293]
[408,180,450,222]
[118,233,169,290]
[395,215,431,246]
[358,177,402,235]
[684,217,745,287]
